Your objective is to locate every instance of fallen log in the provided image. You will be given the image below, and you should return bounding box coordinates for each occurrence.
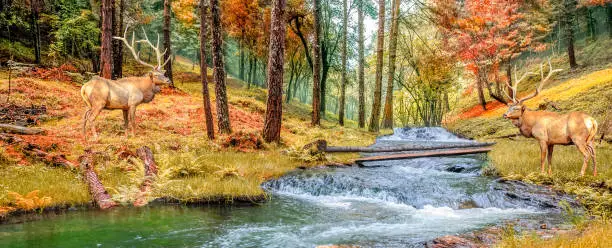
[134,146,159,207]
[354,147,492,164]
[0,124,46,135]
[324,142,495,153]
[78,150,117,210]
[0,133,75,169]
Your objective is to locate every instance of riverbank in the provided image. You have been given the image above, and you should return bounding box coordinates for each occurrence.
[446,65,612,246]
[0,65,384,219]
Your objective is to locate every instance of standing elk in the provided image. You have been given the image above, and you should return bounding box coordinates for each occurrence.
[81,27,171,140]
[502,59,598,176]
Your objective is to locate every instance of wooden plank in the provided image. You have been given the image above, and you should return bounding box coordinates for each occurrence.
[325,142,495,153]
[354,147,492,163]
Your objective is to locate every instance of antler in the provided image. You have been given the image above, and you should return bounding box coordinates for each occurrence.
[503,65,537,104]
[517,58,563,104]
[112,25,172,71]
[503,58,562,104]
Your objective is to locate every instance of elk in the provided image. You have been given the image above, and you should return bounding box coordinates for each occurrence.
[81,27,171,140]
[502,59,598,176]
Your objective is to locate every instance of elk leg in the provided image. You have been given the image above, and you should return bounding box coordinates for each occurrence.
[547,145,554,175]
[575,142,590,176]
[538,141,548,174]
[82,109,91,139]
[587,142,597,176]
[129,106,137,137]
[88,106,103,141]
[122,109,129,138]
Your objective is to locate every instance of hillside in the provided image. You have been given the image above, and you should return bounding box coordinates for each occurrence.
[0,61,380,214]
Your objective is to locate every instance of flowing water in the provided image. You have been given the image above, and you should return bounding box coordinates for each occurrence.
[0,127,569,247]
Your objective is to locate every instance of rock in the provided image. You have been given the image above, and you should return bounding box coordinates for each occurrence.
[426,235,479,248]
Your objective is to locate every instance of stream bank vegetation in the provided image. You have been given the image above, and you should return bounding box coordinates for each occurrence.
[1,0,612,246]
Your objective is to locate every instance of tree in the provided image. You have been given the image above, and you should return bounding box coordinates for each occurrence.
[369,0,385,132]
[200,0,215,139]
[100,0,113,79]
[263,0,287,143]
[311,0,322,126]
[434,0,549,110]
[31,0,41,64]
[338,0,348,126]
[164,0,174,86]
[381,0,400,129]
[558,0,578,69]
[112,0,124,79]
[210,0,232,134]
[357,0,365,128]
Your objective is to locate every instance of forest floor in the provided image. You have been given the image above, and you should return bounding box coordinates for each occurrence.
[447,39,612,247]
[0,61,383,217]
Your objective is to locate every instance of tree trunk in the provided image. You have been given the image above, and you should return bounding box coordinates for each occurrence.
[100,0,113,79]
[607,3,612,38]
[133,146,159,207]
[476,72,487,110]
[200,0,215,140]
[163,0,174,86]
[239,31,245,80]
[31,0,41,64]
[210,0,232,134]
[563,0,577,69]
[357,0,365,128]
[79,150,117,210]
[368,0,385,132]
[311,0,322,126]
[338,0,348,126]
[381,0,400,129]
[111,0,124,79]
[262,0,287,143]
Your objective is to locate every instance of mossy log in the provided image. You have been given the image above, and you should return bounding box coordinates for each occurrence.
[0,124,46,135]
[78,150,117,210]
[134,146,159,207]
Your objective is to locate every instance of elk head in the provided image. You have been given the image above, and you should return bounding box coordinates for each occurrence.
[502,58,562,119]
[113,25,172,86]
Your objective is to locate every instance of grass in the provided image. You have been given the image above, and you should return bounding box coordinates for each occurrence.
[0,59,383,213]
[496,221,612,248]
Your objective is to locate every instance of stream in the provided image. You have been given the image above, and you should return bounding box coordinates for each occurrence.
[0,127,571,247]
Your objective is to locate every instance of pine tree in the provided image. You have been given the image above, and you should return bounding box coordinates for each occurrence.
[381,0,400,129]
[369,0,385,132]
[200,0,215,139]
[210,0,232,134]
[263,0,287,143]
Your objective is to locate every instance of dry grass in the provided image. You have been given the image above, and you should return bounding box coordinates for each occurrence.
[496,221,612,248]
[0,60,381,210]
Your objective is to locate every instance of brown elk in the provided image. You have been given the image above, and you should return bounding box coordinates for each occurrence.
[502,59,598,176]
[81,27,171,140]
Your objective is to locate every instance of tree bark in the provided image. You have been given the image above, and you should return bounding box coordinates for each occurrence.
[111,0,124,79]
[31,0,41,64]
[210,0,232,134]
[262,0,287,143]
[100,0,113,79]
[79,150,117,210]
[200,0,215,140]
[476,72,487,110]
[133,146,159,207]
[357,0,365,128]
[0,124,45,135]
[562,0,577,69]
[311,0,322,126]
[338,0,348,126]
[368,0,385,132]
[163,0,174,86]
[382,0,400,129]
[607,3,612,38]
